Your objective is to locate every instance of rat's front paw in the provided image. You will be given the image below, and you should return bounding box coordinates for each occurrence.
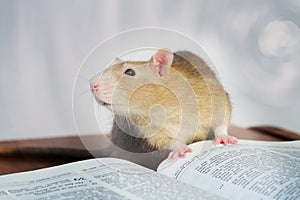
[215,135,238,145]
[168,145,192,161]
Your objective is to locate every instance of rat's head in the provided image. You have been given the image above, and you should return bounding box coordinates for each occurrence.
[90,49,175,115]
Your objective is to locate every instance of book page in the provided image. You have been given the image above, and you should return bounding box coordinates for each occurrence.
[158,140,300,200]
[0,158,222,200]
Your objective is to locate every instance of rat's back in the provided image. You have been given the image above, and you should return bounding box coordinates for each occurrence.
[165,50,231,142]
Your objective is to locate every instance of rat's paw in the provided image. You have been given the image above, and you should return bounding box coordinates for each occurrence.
[168,146,192,162]
[215,135,238,146]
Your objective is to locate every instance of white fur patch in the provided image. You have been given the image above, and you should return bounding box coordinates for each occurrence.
[214,125,228,138]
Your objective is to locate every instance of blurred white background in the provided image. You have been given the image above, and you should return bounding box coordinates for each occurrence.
[1,0,299,140]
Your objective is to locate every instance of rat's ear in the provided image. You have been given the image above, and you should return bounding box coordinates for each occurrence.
[151,48,174,77]
[114,57,123,64]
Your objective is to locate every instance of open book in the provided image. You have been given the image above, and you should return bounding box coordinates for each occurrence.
[0,140,299,200]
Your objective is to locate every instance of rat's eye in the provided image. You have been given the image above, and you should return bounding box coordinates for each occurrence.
[124,69,136,76]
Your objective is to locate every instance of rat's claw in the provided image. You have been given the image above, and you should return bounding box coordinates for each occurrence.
[215,135,238,146]
[168,151,179,161]
[168,146,192,162]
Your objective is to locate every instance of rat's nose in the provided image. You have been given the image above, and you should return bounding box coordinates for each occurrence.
[90,83,99,92]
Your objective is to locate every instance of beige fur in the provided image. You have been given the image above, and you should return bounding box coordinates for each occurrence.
[90,50,232,150]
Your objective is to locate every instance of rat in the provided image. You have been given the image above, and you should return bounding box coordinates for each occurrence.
[90,48,238,160]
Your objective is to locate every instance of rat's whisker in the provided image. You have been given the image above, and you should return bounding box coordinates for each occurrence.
[116,87,131,92]
[74,90,93,98]
[77,75,91,82]
[100,92,114,96]
[100,86,115,92]
[79,89,92,96]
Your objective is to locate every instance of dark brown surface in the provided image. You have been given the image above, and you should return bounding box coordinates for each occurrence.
[0,135,111,175]
[0,126,299,176]
[248,126,300,141]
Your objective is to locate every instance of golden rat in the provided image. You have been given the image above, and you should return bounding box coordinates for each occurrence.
[90,49,237,160]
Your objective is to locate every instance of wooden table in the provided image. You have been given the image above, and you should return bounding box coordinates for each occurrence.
[0,126,299,176]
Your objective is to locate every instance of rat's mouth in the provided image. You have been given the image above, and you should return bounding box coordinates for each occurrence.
[93,93,111,106]
[96,98,112,108]
[101,102,111,106]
